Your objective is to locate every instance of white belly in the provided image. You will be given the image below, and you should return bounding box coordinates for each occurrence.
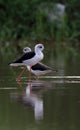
[27,66,51,76]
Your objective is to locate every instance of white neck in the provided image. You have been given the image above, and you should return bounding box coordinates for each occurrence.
[35,47,42,55]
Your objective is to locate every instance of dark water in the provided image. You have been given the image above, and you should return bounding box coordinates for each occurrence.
[0,45,80,130]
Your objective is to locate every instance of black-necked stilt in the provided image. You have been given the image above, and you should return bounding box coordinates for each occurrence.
[9,44,44,66]
[23,47,31,53]
[9,44,44,81]
[23,47,57,80]
[27,62,57,79]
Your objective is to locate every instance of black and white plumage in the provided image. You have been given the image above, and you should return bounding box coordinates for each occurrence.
[9,44,44,67]
[27,62,56,77]
[23,47,31,53]
[9,44,44,81]
[23,47,57,78]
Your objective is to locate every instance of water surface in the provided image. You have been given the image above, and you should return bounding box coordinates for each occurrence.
[0,44,80,130]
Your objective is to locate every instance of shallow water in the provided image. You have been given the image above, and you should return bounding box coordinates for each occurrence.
[0,45,80,130]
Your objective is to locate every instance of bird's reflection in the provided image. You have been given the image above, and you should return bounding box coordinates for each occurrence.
[23,82,43,121]
[11,80,46,121]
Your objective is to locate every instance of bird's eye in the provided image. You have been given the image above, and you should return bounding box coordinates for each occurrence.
[39,46,42,48]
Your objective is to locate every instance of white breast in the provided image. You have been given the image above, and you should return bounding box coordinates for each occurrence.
[23,52,44,66]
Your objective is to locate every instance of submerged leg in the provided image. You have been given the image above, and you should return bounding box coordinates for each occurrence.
[35,75,39,80]
[16,66,26,81]
[28,67,32,90]
[28,66,32,82]
[16,80,25,93]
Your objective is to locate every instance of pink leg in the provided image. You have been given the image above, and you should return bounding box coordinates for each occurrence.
[16,66,26,81]
[16,80,25,93]
[35,75,39,80]
[36,75,39,80]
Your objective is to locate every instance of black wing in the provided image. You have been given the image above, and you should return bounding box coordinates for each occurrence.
[31,62,57,71]
[12,52,35,63]
[31,63,50,71]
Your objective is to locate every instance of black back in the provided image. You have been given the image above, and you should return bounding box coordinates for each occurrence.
[13,52,35,63]
[31,63,49,71]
